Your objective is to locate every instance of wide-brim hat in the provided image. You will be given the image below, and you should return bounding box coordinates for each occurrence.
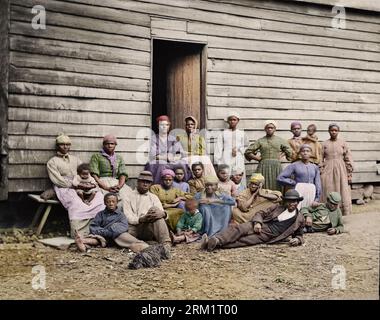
[137,171,154,182]
[283,189,303,201]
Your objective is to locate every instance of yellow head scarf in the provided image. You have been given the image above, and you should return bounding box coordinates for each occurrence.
[249,173,265,184]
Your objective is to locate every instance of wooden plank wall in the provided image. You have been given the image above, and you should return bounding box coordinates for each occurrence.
[7,0,380,192]
[0,0,10,199]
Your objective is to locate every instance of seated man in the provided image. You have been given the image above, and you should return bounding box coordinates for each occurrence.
[122,171,171,247]
[300,192,344,235]
[75,193,148,253]
[233,173,282,224]
[201,189,305,251]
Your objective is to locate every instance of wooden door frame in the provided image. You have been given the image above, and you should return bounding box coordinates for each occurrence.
[0,0,9,201]
[150,37,207,131]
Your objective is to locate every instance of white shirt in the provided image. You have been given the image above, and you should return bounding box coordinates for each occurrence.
[122,189,164,225]
[277,209,297,222]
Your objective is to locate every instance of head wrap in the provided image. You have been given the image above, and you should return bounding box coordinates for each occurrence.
[56,134,71,145]
[185,116,198,129]
[204,176,219,185]
[299,144,312,151]
[225,112,240,122]
[156,115,171,124]
[290,121,302,129]
[161,169,175,178]
[249,173,265,184]
[103,134,117,144]
[264,120,278,129]
[231,167,244,175]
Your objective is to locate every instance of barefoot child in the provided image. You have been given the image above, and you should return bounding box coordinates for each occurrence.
[75,193,148,252]
[72,163,97,204]
[217,164,237,197]
[188,162,205,195]
[171,199,203,245]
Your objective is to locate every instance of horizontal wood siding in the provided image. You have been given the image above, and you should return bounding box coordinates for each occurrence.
[7,0,380,191]
[8,0,152,191]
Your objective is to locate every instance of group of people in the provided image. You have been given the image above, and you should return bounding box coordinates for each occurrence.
[45,113,353,256]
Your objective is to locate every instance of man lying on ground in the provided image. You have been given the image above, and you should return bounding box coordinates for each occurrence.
[300,191,344,235]
[201,189,305,251]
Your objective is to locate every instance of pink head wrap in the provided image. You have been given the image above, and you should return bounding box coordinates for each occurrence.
[290,121,302,129]
[103,134,117,144]
[161,169,175,178]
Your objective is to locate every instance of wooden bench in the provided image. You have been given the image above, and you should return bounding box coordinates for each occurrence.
[28,194,61,236]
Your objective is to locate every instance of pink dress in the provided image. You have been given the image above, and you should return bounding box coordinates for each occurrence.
[320,139,354,215]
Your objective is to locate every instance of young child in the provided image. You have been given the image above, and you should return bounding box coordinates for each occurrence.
[230,168,245,195]
[173,166,190,193]
[72,163,98,204]
[75,193,148,252]
[302,124,323,165]
[188,162,205,195]
[217,164,237,197]
[171,198,203,245]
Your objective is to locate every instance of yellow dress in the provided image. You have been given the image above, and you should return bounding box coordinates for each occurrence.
[150,184,193,231]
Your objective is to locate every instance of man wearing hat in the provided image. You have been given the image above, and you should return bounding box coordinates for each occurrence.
[201,189,305,251]
[122,171,171,246]
[300,192,344,235]
[232,173,282,224]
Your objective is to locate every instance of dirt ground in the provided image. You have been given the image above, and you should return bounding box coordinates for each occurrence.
[0,202,379,300]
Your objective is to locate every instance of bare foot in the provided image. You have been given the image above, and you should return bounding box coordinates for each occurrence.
[74,230,87,252]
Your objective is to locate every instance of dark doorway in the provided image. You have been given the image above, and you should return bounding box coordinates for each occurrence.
[152,39,206,133]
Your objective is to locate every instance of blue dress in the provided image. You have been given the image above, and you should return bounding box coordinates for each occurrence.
[277,161,322,201]
[195,191,236,237]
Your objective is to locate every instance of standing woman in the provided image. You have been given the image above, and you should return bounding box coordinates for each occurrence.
[245,120,293,191]
[320,124,354,215]
[214,113,247,188]
[145,115,191,184]
[47,134,105,237]
[177,116,217,178]
[277,144,321,209]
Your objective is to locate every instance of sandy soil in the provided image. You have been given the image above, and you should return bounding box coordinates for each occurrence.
[0,202,379,300]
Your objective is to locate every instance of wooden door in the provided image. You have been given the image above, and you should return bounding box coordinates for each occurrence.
[166,45,203,131]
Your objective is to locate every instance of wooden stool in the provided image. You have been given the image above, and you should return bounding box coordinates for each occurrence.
[28,194,60,236]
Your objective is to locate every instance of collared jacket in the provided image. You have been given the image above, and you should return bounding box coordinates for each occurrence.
[251,204,305,244]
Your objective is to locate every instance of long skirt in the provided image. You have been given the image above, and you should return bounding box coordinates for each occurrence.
[199,203,232,237]
[256,159,282,191]
[295,183,316,209]
[98,177,132,210]
[321,159,352,215]
[166,208,185,232]
[54,186,105,237]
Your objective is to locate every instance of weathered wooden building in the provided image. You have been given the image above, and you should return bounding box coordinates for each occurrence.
[0,0,379,201]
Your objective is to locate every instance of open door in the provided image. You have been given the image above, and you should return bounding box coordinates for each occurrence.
[0,0,9,201]
[152,39,206,133]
